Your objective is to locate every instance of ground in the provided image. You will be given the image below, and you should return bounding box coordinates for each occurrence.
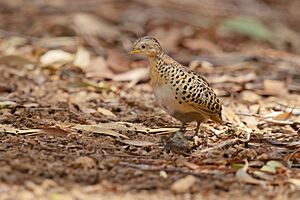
[0,0,300,199]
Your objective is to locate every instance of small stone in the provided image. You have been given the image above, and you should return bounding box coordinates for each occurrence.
[159,170,168,179]
[170,175,197,193]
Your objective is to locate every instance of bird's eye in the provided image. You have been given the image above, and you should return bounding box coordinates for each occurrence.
[141,45,146,49]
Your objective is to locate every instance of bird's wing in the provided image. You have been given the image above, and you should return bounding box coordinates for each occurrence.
[178,72,223,123]
[160,55,223,123]
[189,70,210,86]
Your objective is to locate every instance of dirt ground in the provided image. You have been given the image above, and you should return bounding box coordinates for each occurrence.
[0,0,300,199]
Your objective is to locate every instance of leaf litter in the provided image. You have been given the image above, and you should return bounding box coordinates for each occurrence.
[0,0,300,200]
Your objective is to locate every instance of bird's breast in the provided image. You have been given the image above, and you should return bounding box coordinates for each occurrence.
[152,84,194,116]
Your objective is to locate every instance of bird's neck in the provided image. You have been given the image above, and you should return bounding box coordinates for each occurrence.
[147,51,165,69]
[147,51,166,87]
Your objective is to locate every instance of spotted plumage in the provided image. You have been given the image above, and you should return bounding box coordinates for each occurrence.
[130,36,223,135]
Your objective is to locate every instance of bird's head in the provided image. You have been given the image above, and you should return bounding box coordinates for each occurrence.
[130,36,162,57]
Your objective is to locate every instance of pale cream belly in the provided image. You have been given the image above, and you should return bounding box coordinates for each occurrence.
[153,86,209,123]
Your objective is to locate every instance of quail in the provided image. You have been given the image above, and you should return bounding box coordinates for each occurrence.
[130,36,223,136]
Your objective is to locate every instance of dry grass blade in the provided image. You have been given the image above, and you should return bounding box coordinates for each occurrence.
[0,125,68,136]
[0,125,42,135]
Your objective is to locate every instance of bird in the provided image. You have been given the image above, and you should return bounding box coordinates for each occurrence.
[130,36,223,136]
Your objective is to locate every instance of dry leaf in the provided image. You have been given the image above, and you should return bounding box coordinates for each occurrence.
[37,37,76,48]
[95,122,132,131]
[97,107,116,117]
[183,38,223,54]
[73,124,129,139]
[240,116,259,130]
[288,178,300,189]
[118,139,155,147]
[40,49,74,66]
[263,111,292,121]
[72,13,120,40]
[0,36,27,54]
[170,175,197,193]
[0,125,68,136]
[181,160,200,170]
[112,67,149,85]
[115,122,179,133]
[74,122,178,138]
[73,47,91,69]
[253,171,274,181]
[39,128,69,137]
[107,49,131,73]
[260,160,284,174]
[272,112,293,121]
[85,56,114,79]
[262,80,287,96]
[0,101,18,108]
[236,159,266,187]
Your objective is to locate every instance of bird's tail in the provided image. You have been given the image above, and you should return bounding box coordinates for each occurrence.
[210,114,224,125]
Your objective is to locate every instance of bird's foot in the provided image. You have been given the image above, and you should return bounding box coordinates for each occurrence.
[193,135,201,146]
[192,134,208,148]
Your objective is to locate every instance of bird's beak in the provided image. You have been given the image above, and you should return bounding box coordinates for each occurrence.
[129,49,141,54]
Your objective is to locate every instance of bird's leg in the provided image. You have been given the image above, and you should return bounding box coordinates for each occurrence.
[193,122,206,146]
[179,123,187,133]
[194,122,201,137]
